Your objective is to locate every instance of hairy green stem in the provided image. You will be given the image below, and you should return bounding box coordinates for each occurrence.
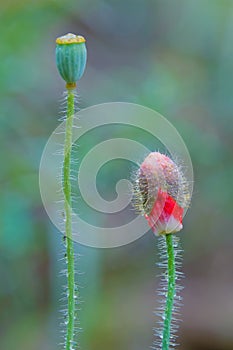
[63,88,75,350]
[162,234,176,350]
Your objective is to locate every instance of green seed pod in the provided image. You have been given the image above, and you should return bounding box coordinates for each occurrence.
[56,33,87,88]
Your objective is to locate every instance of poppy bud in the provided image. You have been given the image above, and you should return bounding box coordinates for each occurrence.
[133,152,190,235]
[56,33,87,88]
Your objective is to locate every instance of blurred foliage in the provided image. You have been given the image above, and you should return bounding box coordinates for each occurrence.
[1,1,233,350]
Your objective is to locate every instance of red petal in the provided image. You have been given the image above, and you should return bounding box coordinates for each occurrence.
[145,189,183,233]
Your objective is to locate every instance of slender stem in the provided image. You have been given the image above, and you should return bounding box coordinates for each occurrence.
[63,88,75,350]
[162,234,176,350]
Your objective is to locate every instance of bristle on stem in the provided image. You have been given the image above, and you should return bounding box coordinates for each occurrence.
[154,234,183,350]
[63,88,76,350]
[162,234,176,349]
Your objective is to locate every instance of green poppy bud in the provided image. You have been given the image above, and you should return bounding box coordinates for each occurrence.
[56,33,87,88]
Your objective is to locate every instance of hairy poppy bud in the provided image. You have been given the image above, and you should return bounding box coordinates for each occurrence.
[133,152,190,235]
[56,33,87,88]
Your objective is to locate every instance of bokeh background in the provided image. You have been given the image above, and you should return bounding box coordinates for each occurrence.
[1,1,233,349]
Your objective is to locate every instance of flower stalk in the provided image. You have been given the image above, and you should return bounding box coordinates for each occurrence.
[63,88,75,349]
[162,234,176,350]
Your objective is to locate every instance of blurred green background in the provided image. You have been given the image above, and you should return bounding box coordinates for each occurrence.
[1,1,233,349]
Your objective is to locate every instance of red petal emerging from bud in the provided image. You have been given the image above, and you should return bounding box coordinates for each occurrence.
[145,189,183,235]
[133,152,190,236]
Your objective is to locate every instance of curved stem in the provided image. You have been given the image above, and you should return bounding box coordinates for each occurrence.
[63,88,75,350]
[162,234,176,350]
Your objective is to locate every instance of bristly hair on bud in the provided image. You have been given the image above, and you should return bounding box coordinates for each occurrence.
[133,151,191,236]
